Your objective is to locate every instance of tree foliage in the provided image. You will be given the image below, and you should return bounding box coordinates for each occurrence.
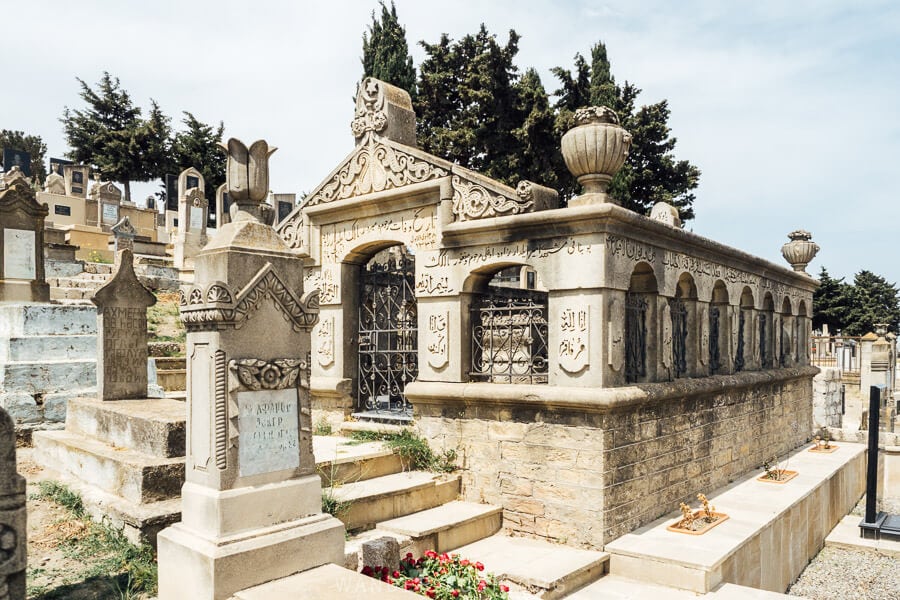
[552,42,701,218]
[812,267,900,336]
[61,72,171,201]
[171,112,226,203]
[361,1,416,99]
[0,130,48,182]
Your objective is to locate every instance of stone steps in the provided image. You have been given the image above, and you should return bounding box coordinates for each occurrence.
[65,397,185,457]
[32,428,184,504]
[231,563,419,600]
[0,358,97,392]
[378,500,503,554]
[0,304,96,336]
[329,470,460,532]
[564,575,801,599]
[50,287,96,301]
[452,534,609,599]
[0,334,95,361]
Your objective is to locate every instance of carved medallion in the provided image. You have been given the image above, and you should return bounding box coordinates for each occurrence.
[699,305,709,366]
[427,311,449,369]
[316,316,335,367]
[230,358,308,391]
[608,297,625,371]
[559,306,590,373]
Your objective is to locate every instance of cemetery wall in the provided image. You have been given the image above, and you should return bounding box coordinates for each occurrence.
[410,366,815,548]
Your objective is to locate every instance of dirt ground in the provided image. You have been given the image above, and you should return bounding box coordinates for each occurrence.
[147,292,184,345]
[17,447,155,600]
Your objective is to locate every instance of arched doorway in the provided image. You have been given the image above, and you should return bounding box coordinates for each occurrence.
[357,245,417,416]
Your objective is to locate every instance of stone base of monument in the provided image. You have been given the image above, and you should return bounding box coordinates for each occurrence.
[157,479,345,600]
[32,397,186,544]
[0,303,97,433]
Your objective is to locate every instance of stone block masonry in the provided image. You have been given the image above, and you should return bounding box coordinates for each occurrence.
[408,366,815,549]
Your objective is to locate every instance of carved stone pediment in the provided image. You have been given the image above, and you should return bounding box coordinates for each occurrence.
[0,179,49,219]
[180,263,318,332]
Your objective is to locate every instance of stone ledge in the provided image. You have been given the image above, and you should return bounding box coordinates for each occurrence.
[406,367,819,414]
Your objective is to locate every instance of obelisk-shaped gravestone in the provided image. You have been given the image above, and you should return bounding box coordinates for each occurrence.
[0,406,26,600]
[91,249,156,400]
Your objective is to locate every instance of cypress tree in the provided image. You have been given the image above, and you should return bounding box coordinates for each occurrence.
[361,1,416,99]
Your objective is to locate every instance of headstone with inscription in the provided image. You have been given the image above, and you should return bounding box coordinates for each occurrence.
[97,182,123,230]
[91,249,156,400]
[63,165,89,198]
[111,215,137,255]
[0,175,50,303]
[158,139,343,600]
[0,406,26,600]
[174,168,208,273]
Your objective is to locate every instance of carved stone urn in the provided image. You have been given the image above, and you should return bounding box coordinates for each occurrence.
[780,230,819,275]
[561,106,632,207]
[220,138,277,222]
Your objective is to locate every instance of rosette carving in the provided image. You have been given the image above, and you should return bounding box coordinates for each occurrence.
[230,358,308,391]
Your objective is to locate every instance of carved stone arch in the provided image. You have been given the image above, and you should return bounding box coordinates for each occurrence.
[675,272,698,299]
[629,262,659,294]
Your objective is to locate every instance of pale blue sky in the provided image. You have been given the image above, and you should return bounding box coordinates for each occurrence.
[2,1,898,285]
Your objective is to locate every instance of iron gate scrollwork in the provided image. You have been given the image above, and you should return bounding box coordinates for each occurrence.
[735,310,745,372]
[670,298,688,378]
[759,313,770,368]
[709,306,721,374]
[357,251,417,414]
[625,293,648,383]
[471,287,548,384]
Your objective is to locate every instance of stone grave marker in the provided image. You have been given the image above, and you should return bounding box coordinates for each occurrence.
[0,173,50,302]
[0,406,26,600]
[215,183,230,229]
[62,164,89,198]
[97,182,123,229]
[91,248,157,400]
[111,215,137,255]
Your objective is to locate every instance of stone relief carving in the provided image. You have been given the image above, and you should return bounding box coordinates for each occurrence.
[608,297,625,371]
[426,312,449,369]
[229,358,309,391]
[320,206,438,264]
[416,273,452,296]
[451,175,532,222]
[214,350,227,470]
[423,238,591,270]
[277,213,305,250]
[661,302,672,369]
[316,316,335,367]
[559,306,589,373]
[351,77,389,140]
[206,283,233,304]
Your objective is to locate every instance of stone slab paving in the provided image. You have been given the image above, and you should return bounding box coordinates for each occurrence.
[605,442,867,594]
[824,514,900,557]
[453,533,609,599]
[231,563,419,599]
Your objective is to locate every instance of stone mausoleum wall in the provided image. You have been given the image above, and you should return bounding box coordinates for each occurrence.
[410,368,813,548]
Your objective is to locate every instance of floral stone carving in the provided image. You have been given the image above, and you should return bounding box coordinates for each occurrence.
[230,358,308,391]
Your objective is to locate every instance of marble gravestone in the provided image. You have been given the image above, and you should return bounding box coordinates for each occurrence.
[0,406,26,600]
[0,174,50,303]
[91,249,157,400]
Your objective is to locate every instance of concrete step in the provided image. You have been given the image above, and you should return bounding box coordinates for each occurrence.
[0,304,96,336]
[50,287,94,301]
[83,261,114,274]
[65,397,185,458]
[55,275,108,288]
[0,358,96,393]
[33,429,184,504]
[314,435,404,486]
[328,470,460,532]
[564,574,700,599]
[453,534,609,599]
[0,334,96,361]
[232,563,419,600]
[156,369,186,392]
[154,357,186,370]
[379,500,502,554]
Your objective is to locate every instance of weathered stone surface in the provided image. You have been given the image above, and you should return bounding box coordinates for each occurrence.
[0,176,50,302]
[91,249,156,400]
[360,536,400,570]
[0,406,27,599]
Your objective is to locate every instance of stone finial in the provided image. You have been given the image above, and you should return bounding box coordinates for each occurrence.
[561,106,632,207]
[43,163,66,195]
[352,77,417,147]
[650,202,682,228]
[780,230,819,275]
[220,138,277,222]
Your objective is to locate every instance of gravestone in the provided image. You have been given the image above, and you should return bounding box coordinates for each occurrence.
[215,183,230,229]
[62,164,89,198]
[0,174,50,302]
[0,406,26,600]
[91,249,157,400]
[111,215,137,255]
[158,138,343,600]
[174,168,208,273]
[97,182,123,230]
[43,163,66,195]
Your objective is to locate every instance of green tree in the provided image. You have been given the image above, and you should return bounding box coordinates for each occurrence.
[511,68,561,190]
[60,72,171,202]
[0,130,48,182]
[812,267,852,333]
[361,1,416,99]
[552,42,701,218]
[416,25,524,186]
[171,112,225,204]
[843,270,900,336]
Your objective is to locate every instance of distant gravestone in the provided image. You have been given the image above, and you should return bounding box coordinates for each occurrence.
[62,165,89,198]
[91,249,156,400]
[649,202,682,228]
[97,182,123,229]
[111,215,137,255]
[0,406,26,600]
[0,176,50,303]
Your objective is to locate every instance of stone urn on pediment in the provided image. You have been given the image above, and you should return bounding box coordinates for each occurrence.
[780,230,819,275]
[561,106,633,207]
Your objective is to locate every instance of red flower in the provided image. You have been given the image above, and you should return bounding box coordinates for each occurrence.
[361,565,374,576]
[501,584,509,592]
[477,579,487,591]
[393,570,400,578]
[475,561,484,571]
[451,591,460,598]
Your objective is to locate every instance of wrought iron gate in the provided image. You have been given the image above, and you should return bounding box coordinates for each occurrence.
[357,251,417,415]
[625,293,648,383]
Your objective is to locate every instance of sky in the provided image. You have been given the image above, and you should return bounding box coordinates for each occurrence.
[2,0,898,285]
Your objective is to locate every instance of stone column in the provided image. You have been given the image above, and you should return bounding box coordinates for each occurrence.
[0,407,26,600]
[157,139,343,600]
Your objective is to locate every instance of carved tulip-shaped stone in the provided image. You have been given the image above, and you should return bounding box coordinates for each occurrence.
[562,106,632,207]
[220,138,277,221]
[781,230,819,275]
